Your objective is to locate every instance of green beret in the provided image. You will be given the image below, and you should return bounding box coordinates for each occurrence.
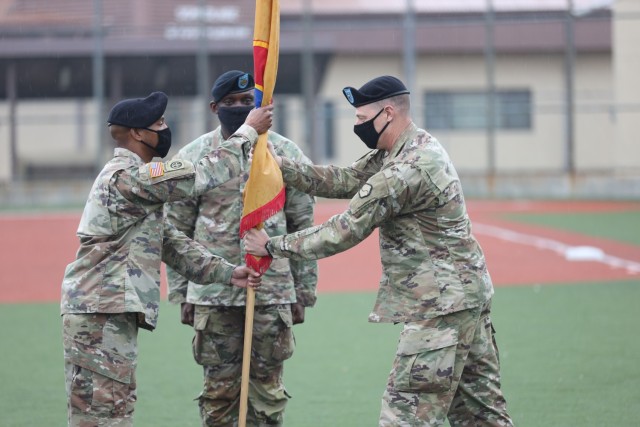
[342,76,410,107]
[107,91,168,128]
[211,70,255,103]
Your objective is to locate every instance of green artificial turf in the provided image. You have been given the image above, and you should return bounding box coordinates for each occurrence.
[284,283,640,427]
[504,210,640,246]
[2,281,639,427]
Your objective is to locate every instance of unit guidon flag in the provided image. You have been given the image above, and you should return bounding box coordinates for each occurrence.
[239,0,284,274]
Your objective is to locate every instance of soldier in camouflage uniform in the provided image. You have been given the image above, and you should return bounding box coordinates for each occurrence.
[244,76,514,427]
[165,71,318,426]
[61,91,273,426]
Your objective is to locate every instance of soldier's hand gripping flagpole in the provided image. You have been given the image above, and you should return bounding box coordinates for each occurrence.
[239,1,283,425]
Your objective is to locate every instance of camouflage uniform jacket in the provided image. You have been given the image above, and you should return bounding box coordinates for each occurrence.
[60,125,258,330]
[165,127,318,307]
[269,123,494,323]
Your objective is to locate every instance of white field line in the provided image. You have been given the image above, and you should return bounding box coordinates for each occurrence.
[473,223,640,275]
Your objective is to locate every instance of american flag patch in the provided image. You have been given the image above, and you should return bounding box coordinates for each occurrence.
[149,162,164,178]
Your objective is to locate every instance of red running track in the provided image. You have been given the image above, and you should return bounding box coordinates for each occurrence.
[1,200,639,304]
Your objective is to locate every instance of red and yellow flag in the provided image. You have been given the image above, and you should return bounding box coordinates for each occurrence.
[239,0,284,275]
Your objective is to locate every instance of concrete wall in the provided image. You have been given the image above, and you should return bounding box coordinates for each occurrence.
[0,47,627,177]
[15,100,98,167]
[613,0,640,173]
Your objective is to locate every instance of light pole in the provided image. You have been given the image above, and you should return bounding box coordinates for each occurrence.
[403,0,416,96]
[485,0,496,187]
[564,0,576,175]
[564,0,611,177]
[197,0,210,135]
[302,0,318,162]
[93,0,105,172]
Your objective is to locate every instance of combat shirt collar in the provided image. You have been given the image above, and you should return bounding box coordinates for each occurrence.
[212,126,224,144]
[384,122,418,163]
[214,125,253,160]
[113,147,145,165]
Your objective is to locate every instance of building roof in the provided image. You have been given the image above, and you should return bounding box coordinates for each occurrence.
[280,0,614,14]
[0,0,612,55]
[0,0,613,99]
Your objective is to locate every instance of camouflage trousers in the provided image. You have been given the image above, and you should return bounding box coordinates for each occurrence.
[379,300,513,427]
[192,304,295,427]
[62,313,138,427]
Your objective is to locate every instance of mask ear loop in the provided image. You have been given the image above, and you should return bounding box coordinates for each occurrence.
[377,121,391,137]
[138,128,164,156]
[132,128,158,153]
[376,107,392,137]
[370,107,385,122]
[138,139,158,152]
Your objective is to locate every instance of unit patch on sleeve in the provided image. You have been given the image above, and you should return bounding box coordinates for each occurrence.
[359,183,372,198]
[165,160,185,172]
[142,159,195,184]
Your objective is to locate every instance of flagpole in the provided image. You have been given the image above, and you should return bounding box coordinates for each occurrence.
[239,287,256,427]
[239,1,281,424]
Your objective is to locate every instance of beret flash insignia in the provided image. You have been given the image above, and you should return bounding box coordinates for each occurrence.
[343,88,355,105]
[238,73,249,89]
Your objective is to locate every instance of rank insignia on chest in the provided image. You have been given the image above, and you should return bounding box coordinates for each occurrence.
[149,162,164,178]
[359,183,372,198]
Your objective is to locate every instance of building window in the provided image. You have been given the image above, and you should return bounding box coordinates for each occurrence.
[425,90,531,130]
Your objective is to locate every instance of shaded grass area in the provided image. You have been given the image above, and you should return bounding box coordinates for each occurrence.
[1,281,639,426]
[505,210,640,246]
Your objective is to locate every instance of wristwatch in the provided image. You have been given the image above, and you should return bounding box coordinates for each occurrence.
[264,240,274,257]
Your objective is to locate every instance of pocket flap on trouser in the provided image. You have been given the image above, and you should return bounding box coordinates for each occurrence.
[64,337,134,384]
[277,306,294,328]
[397,327,458,356]
[271,307,295,361]
[393,327,459,394]
[193,305,211,331]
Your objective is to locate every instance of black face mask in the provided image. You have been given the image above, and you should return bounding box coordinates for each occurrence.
[217,105,254,137]
[353,108,390,150]
[141,127,172,158]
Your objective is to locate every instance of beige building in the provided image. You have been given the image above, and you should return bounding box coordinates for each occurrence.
[0,0,637,202]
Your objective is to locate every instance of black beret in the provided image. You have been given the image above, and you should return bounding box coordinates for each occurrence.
[342,75,410,107]
[107,91,168,128]
[211,70,255,103]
